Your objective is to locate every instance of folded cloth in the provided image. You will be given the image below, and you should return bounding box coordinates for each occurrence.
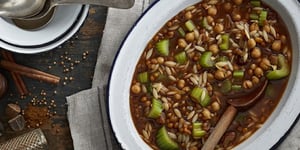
[67,0,153,150]
[67,0,300,149]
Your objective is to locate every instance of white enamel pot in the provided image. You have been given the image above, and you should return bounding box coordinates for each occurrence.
[108,0,300,149]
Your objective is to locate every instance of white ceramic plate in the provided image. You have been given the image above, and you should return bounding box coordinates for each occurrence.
[109,0,300,149]
[0,5,89,54]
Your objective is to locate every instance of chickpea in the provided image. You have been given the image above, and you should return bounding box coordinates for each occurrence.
[177,79,185,89]
[254,67,264,77]
[202,108,212,120]
[250,63,257,70]
[255,37,264,44]
[214,70,226,80]
[251,47,262,58]
[206,16,214,24]
[131,84,141,94]
[223,2,232,11]
[208,6,217,16]
[167,31,174,38]
[280,35,287,44]
[185,11,193,20]
[185,32,195,42]
[272,40,282,51]
[182,87,191,92]
[232,13,241,21]
[208,44,219,55]
[178,38,187,48]
[211,101,220,112]
[233,0,243,5]
[252,76,260,84]
[260,58,271,70]
[167,123,174,128]
[145,100,151,106]
[174,94,181,100]
[243,80,253,89]
[247,69,253,76]
[140,96,147,102]
[247,38,256,49]
[250,23,259,31]
[157,57,164,64]
[214,23,224,33]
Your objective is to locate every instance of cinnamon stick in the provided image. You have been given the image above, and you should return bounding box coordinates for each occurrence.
[0,59,60,84]
[1,51,28,95]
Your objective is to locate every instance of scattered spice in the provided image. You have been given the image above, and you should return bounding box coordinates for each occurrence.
[24,104,50,128]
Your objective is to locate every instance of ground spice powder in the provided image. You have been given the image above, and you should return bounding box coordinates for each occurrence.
[24,104,50,128]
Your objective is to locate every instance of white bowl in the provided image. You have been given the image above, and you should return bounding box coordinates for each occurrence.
[0,4,89,54]
[109,0,300,149]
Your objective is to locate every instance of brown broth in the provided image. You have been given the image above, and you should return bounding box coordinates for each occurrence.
[130,0,291,149]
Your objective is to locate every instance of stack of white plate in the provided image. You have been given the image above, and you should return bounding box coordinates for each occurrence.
[0,5,89,54]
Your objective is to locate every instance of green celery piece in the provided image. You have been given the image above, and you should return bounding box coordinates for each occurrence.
[232,85,242,91]
[175,51,187,64]
[148,98,163,119]
[190,87,211,107]
[259,10,268,26]
[156,126,179,150]
[156,39,169,56]
[220,79,232,94]
[200,89,211,107]
[216,56,229,62]
[192,122,206,139]
[250,13,259,20]
[178,27,186,37]
[199,51,214,68]
[201,17,212,30]
[185,20,196,32]
[192,122,202,129]
[219,34,230,50]
[250,0,261,7]
[138,72,148,83]
[233,70,244,79]
[193,129,206,139]
[266,54,290,80]
[190,87,202,102]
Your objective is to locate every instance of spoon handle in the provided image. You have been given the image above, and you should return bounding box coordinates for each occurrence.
[201,105,238,150]
[53,0,135,8]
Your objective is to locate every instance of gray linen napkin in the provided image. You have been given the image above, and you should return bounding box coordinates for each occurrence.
[66,0,152,149]
[67,0,300,149]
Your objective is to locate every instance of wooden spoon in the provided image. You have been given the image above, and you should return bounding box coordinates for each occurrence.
[202,79,269,150]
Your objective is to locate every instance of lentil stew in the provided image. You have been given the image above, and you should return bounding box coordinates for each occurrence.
[130,0,291,149]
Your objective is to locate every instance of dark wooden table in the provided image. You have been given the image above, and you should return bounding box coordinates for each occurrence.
[0,5,108,150]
